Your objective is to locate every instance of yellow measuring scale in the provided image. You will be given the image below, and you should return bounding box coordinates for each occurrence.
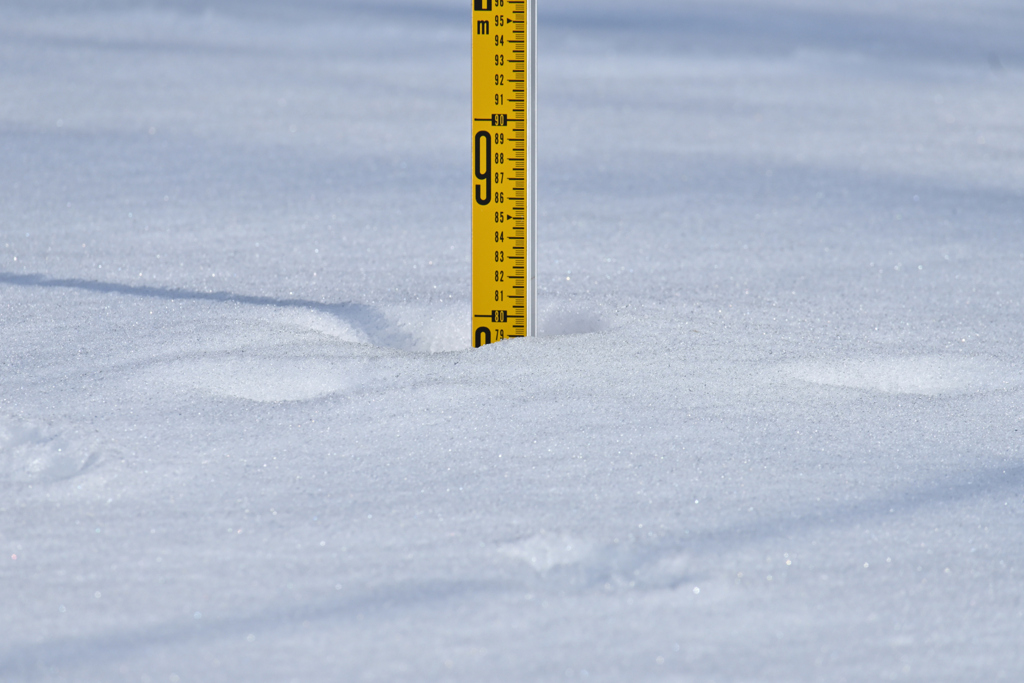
[471,0,536,347]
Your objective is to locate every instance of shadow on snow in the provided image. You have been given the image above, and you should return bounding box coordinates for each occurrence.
[0,271,414,350]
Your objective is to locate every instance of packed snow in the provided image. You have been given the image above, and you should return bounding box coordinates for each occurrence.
[1,0,1023,680]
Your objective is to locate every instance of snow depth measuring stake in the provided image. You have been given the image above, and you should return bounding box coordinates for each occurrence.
[471,0,536,347]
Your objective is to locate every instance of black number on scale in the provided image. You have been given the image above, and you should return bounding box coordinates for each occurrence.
[494,94,503,105]
[494,55,504,66]
[494,270,504,282]
[494,231,504,242]
[494,15,505,27]
[494,172,504,184]
[474,131,491,205]
[494,211,504,223]
[495,250,504,262]
[494,74,504,86]
[475,326,491,348]
[494,290,504,301]
[494,35,503,46]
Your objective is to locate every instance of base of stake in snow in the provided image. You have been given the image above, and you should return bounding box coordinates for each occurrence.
[471,0,536,347]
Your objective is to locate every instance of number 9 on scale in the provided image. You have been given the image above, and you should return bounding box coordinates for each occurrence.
[475,131,491,205]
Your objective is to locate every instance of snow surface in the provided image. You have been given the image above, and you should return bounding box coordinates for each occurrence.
[2,0,1023,680]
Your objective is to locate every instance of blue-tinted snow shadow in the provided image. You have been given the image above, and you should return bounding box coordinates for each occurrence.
[0,1,467,61]
[541,0,1024,66]
[0,461,1020,675]
[537,150,1024,253]
[0,272,416,350]
[0,126,462,207]
[0,579,506,679]
[543,150,1024,218]
[567,461,1024,591]
[5,0,1021,66]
